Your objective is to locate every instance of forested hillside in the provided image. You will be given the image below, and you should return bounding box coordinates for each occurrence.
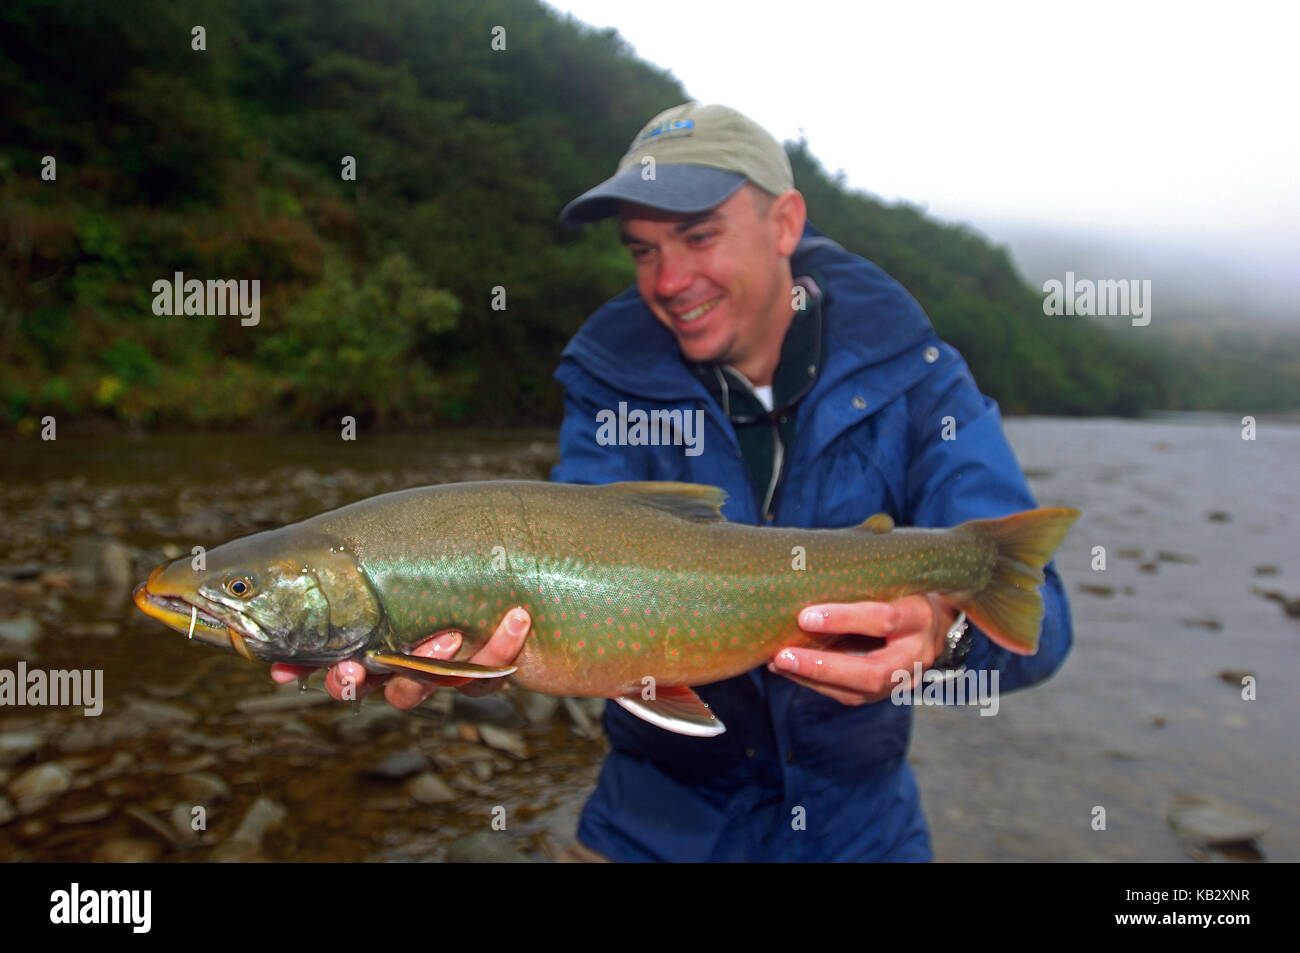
[2,0,1294,430]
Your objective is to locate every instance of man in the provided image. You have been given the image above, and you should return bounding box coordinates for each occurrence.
[279,102,1073,862]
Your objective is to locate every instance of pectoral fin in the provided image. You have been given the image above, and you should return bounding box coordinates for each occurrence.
[366,652,517,680]
[615,686,726,737]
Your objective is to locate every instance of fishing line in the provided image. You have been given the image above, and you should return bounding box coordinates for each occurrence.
[188,605,197,640]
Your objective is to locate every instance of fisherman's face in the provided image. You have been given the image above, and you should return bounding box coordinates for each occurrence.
[619,184,803,372]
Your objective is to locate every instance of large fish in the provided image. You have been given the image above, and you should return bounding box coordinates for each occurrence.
[133,481,1078,736]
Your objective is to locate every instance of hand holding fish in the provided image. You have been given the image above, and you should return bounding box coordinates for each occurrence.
[770,593,957,706]
[269,608,532,707]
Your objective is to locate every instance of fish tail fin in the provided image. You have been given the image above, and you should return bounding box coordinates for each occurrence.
[952,507,1079,655]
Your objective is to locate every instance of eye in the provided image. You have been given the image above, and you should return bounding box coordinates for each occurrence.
[226,576,254,598]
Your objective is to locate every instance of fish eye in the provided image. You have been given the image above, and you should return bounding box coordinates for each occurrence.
[226,576,255,598]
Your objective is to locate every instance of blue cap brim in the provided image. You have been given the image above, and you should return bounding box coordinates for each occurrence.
[558,165,747,225]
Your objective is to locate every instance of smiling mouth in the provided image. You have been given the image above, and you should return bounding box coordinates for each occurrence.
[132,566,258,661]
[673,296,722,324]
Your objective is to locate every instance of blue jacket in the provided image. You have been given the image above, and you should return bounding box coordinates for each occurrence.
[550,224,1073,861]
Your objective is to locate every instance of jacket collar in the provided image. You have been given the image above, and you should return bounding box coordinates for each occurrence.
[559,222,937,408]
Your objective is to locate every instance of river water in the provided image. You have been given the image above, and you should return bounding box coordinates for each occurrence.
[0,416,1295,861]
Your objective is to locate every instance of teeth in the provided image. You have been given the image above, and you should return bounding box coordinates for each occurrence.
[678,297,720,323]
[187,605,197,640]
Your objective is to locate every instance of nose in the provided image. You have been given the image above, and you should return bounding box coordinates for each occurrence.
[654,247,693,301]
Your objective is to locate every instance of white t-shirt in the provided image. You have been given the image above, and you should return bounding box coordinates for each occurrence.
[752,384,774,412]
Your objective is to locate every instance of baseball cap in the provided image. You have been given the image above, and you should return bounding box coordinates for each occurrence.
[558,102,795,225]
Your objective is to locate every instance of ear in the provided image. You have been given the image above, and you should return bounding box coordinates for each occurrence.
[772,189,807,257]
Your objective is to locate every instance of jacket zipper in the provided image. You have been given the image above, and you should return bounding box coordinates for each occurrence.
[764,418,784,521]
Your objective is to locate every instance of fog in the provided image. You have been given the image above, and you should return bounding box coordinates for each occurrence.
[548,0,1299,327]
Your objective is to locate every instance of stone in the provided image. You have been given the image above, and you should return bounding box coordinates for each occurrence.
[451,693,523,728]
[409,772,457,804]
[230,795,287,846]
[1167,794,1268,848]
[124,697,198,726]
[514,691,560,727]
[178,772,231,803]
[1078,584,1114,597]
[93,838,161,863]
[56,802,113,825]
[235,690,332,714]
[477,724,529,760]
[333,704,405,743]
[125,804,179,846]
[7,761,72,811]
[210,795,287,863]
[444,831,532,863]
[364,749,430,781]
[170,803,201,843]
[0,615,41,647]
[0,730,45,766]
[562,697,600,739]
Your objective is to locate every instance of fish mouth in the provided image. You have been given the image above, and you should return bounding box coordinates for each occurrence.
[132,566,260,661]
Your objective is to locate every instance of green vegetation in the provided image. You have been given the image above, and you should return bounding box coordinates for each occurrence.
[2,0,1295,430]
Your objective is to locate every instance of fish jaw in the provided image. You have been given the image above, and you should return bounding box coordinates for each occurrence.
[132,565,259,660]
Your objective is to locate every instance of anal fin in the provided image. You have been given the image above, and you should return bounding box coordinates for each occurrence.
[615,686,726,737]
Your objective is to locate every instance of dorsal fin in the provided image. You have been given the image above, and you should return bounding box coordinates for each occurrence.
[859,513,895,534]
[603,482,728,522]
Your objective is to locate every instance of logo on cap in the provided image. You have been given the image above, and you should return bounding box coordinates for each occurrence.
[635,118,695,143]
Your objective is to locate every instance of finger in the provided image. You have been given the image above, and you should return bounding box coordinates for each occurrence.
[270,662,316,684]
[384,632,464,710]
[325,660,375,702]
[798,595,935,639]
[459,607,530,698]
[770,632,930,694]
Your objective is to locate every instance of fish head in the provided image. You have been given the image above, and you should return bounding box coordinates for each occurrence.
[133,528,385,666]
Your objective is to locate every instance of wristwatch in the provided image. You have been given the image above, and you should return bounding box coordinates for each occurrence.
[931,610,970,672]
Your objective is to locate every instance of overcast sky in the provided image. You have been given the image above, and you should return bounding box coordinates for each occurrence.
[545,0,1298,318]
